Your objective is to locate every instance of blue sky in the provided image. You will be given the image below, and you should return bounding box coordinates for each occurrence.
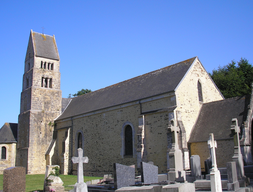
[1,0,253,125]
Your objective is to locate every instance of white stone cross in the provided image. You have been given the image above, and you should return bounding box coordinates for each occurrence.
[168,119,180,149]
[72,148,89,184]
[208,133,218,171]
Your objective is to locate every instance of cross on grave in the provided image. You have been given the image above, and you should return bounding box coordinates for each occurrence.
[231,118,241,155]
[72,148,89,184]
[208,133,218,171]
[207,133,222,192]
[168,119,180,149]
[230,118,246,184]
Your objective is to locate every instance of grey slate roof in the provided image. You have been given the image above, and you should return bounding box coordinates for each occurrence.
[57,57,197,120]
[0,123,18,144]
[32,31,59,60]
[62,98,72,112]
[189,95,250,143]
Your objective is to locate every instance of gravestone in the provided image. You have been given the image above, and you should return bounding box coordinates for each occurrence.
[227,161,239,191]
[231,118,247,187]
[167,119,185,182]
[114,163,135,189]
[71,148,89,192]
[45,175,65,192]
[190,155,201,180]
[3,166,26,192]
[44,165,60,191]
[141,162,158,184]
[208,133,222,192]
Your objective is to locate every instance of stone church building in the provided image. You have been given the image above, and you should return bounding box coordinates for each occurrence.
[0,30,252,175]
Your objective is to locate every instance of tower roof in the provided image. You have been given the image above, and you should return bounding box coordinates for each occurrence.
[57,57,197,120]
[31,30,59,60]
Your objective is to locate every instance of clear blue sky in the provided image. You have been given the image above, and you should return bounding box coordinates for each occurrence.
[1,1,253,125]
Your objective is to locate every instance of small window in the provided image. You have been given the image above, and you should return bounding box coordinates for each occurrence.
[26,77,29,88]
[49,78,52,88]
[51,63,54,70]
[41,77,44,87]
[124,125,133,156]
[41,61,43,68]
[1,147,6,160]
[78,133,82,149]
[198,80,203,102]
[44,62,47,69]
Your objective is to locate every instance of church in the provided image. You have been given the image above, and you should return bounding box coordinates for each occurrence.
[0,30,252,175]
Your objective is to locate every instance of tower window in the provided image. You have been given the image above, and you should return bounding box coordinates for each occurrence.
[26,77,29,88]
[1,147,6,160]
[44,62,47,69]
[41,61,43,68]
[41,77,53,88]
[124,125,133,156]
[51,63,54,70]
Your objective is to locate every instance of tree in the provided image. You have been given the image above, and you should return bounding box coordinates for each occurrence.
[210,58,253,98]
[71,89,92,97]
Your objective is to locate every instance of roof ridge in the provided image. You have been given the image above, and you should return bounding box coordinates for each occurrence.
[73,56,197,99]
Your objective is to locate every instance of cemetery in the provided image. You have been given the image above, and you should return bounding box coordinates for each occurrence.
[2,128,253,191]
[2,31,253,192]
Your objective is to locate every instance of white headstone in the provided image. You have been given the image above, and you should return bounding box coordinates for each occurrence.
[208,133,222,192]
[72,148,89,192]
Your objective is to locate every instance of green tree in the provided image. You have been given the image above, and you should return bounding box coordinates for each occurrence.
[210,58,253,98]
[71,89,92,97]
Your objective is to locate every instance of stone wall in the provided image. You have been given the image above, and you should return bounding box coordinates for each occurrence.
[190,139,234,171]
[0,143,16,174]
[55,94,176,176]
[175,59,223,142]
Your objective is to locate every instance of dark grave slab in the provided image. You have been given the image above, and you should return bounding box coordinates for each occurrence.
[3,166,26,192]
[141,162,158,184]
[114,163,135,189]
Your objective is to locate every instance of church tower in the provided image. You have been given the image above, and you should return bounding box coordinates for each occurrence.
[16,30,62,174]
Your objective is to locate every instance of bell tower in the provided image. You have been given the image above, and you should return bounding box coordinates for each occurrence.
[16,30,62,174]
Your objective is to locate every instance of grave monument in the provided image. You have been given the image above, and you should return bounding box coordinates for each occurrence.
[167,119,186,182]
[208,133,222,192]
[71,148,89,192]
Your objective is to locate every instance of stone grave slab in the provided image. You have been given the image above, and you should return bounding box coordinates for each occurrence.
[114,163,135,189]
[141,162,158,184]
[190,155,201,180]
[227,161,239,191]
[45,175,65,192]
[162,183,195,192]
[3,166,26,192]
[116,185,162,192]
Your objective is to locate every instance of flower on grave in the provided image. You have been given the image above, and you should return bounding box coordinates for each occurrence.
[50,189,56,192]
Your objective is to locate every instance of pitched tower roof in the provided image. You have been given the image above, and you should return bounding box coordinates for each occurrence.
[57,57,197,120]
[27,30,60,61]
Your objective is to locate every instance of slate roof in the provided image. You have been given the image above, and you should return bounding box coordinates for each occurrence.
[188,95,250,143]
[0,123,18,144]
[32,31,59,60]
[57,57,197,120]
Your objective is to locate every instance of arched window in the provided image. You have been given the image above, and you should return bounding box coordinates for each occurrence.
[125,125,133,156]
[198,80,203,102]
[78,132,82,149]
[1,147,6,160]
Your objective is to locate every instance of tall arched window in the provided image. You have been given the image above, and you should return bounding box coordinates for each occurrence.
[198,80,203,102]
[78,132,82,149]
[1,147,6,160]
[125,125,133,156]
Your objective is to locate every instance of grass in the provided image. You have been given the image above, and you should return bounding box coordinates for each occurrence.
[0,174,102,192]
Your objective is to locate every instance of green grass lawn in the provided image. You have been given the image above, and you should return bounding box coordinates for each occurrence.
[0,174,102,192]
